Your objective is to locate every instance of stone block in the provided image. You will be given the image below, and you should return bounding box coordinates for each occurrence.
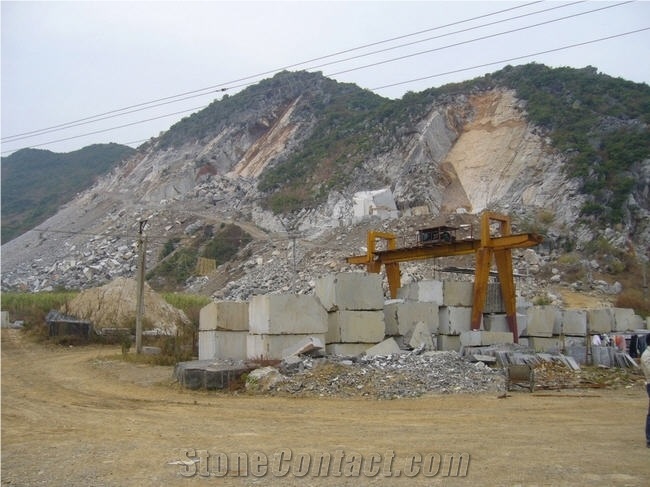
[383,301,401,336]
[612,307,637,332]
[528,336,563,352]
[364,338,402,357]
[249,294,327,335]
[438,306,475,335]
[314,272,384,311]
[199,330,248,361]
[199,301,249,331]
[405,322,435,350]
[443,281,474,307]
[561,309,587,336]
[397,280,443,303]
[396,301,439,335]
[484,283,505,313]
[586,308,614,333]
[437,334,461,351]
[247,333,327,360]
[483,313,508,332]
[524,305,560,337]
[327,310,385,343]
[281,336,324,358]
[326,343,372,356]
[460,330,514,347]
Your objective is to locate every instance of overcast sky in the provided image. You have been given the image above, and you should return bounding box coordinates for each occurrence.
[2,0,649,155]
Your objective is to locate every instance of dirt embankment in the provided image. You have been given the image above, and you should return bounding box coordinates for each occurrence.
[2,328,649,487]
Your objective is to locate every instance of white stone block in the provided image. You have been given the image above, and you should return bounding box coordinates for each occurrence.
[437,334,461,351]
[326,343,372,356]
[612,307,637,332]
[460,330,514,347]
[199,330,248,361]
[364,338,402,357]
[249,294,327,335]
[405,322,435,350]
[483,313,508,332]
[438,306,475,335]
[247,333,327,360]
[314,272,384,311]
[528,336,563,352]
[443,281,474,307]
[199,301,249,331]
[396,301,439,335]
[383,301,401,336]
[326,310,385,343]
[397,280,443,303]
[587,308,614,333]
[561,309,587,336]
[524,305,560,337]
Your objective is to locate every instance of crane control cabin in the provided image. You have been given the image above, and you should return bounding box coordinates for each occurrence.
[346,212,543,342]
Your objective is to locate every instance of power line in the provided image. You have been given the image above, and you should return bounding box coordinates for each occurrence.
[327,1,633,77]
[1,2,641,154]
[371,27,650,91]
[0,0,547,142]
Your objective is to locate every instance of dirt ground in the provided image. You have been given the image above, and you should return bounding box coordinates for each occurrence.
[2,328,648,487]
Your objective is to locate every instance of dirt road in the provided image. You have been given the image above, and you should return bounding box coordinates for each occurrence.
[2,328,648,486]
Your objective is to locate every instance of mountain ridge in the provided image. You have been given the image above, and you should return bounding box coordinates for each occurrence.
[2,64,649,312]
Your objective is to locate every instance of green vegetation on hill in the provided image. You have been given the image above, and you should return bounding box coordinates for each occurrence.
[147,223,252,291]
[492,64,650,223]
[1,143,135,242]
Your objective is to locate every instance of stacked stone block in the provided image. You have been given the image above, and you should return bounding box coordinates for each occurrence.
[198,301,249,360]
[247,294,327,360]
[315,273,386,356]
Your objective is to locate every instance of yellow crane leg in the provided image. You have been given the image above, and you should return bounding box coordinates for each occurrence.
[471,247,492,330]
[494,248,519,343]
[385,262,401,299]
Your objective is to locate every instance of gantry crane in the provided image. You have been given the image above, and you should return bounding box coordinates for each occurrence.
[346,212,543,342]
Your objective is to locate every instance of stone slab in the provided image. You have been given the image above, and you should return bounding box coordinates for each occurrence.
[397,280,443,303]
[396,301,439,335]
[443,281,474,307]
[174,361,251,390]
[405,321,435,350]
[198,330,248,361]
[199,301,249,331]
[249,294,327,335]
[247,333,327,360]
[314,272,384,311]
[586,308,614,333]
[364,338,402,357]
[561,309,587,336]
[460,330,514,347]
[281,336,324,358]
[326,310,385,343]
[438,306,475,335]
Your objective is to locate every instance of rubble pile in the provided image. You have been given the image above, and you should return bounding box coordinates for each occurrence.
[260,348,505,399]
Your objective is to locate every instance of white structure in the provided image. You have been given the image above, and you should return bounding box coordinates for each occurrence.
[352,188,399,222]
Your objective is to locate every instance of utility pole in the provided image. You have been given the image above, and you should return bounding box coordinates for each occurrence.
[135,219,148,354]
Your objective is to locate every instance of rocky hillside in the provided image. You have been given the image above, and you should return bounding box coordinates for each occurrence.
[2,64,649,312]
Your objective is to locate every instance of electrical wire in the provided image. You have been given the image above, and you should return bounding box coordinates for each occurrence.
[1,0,543,143]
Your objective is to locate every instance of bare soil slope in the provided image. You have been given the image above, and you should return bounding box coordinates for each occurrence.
[2,329,648,487]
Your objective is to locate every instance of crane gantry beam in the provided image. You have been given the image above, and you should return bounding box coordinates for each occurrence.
[346,212,543,343]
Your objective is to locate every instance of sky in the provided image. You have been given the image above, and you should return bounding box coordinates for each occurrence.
[2,0,649,155]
